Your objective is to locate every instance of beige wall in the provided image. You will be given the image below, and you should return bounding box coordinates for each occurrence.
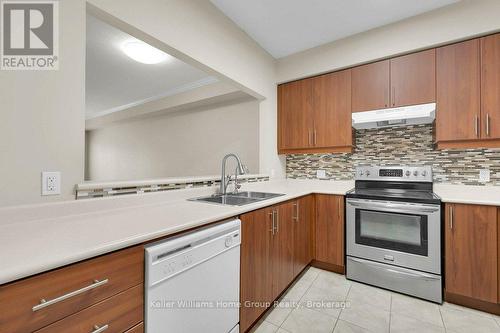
[85,100,259,181]
[277,0,500,83]
[0,0,86,207]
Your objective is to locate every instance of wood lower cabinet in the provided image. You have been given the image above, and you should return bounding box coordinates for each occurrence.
[272,202,295,299]
[240,196,317,332]
[240,205,274,332]
[34,285,143,333]
[0,246,144,333]
[293,196,314,276]
[314,195,345,272]
[445,204,498,304]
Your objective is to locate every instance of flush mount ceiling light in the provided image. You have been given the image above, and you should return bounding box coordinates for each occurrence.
[121,40,171,64]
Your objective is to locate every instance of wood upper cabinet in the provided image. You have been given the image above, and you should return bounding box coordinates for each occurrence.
[278,78,314,151]
[352,49,436,112]
[314,195,345,270]
[481,34,500,140]
[240,206,274,332]
[278,71,352,154]
[352,60,390,112]
[390,49,436,107]
[292,196,314,277]
[436,39,481,143]
[313,70,352,149]
[445,203,498,303]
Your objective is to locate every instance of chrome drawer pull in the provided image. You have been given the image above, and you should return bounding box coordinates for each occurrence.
[32,279,109,312]
[91,324,109,333]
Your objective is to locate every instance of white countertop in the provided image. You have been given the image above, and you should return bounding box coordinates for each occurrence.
[1,179,499,285]
[434,184,500,206]
[0,179,352,285]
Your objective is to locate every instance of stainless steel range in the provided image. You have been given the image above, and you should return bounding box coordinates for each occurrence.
[345,166,442,303]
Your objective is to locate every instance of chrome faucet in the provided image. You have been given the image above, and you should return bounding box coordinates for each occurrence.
[220,153,246,195]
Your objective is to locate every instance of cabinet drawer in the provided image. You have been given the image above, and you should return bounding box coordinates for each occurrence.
[35,284,143,333]
[0,246,144,333]
[125,322,144,333]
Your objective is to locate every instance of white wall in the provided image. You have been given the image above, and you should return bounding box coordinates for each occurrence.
[0,0,86,207]
[87,0,284,179]
[85,100,259,181]
[277,0,500,82]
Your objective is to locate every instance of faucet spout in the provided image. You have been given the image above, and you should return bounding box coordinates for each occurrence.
[220,153,246,195]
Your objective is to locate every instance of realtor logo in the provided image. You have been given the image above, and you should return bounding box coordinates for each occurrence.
[1,0,58,70]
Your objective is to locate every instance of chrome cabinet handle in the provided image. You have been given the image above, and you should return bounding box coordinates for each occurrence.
[338,199,341,218]
[392,87,396,106]
[313,130,317,146]
[269,211,275,235]
[275,210,279,233]
[474,115,479,137]
[91,324,109,333]
[32,279,109,312]
[292,202,299,221]
[449,205,453,230]
[308,130,313,146]
[486,113,490,137]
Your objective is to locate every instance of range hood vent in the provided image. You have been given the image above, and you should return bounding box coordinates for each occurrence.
[352,103,435,130]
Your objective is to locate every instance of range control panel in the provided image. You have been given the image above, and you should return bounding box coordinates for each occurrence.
[355,166,433,182]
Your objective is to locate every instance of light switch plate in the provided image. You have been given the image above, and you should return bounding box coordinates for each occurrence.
[316,169,327,179]
[479,169,490,182]
[42,171,61,195]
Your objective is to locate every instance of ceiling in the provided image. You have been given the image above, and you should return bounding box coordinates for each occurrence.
[86,13,218,119]
[210,0,460,58]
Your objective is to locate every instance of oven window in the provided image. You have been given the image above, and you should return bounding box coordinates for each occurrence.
[355,209,428,256]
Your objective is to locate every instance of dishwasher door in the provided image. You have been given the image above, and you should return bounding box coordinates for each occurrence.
[145,219,241,333]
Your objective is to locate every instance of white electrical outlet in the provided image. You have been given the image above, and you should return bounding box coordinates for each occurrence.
[42,171,61,195]
[316,169,327,179]
[479,169,490,182]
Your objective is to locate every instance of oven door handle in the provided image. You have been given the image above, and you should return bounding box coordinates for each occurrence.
[347,200,440,213]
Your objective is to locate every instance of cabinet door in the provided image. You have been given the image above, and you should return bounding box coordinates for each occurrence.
[240,207,274,332]
[312,70,352,148]
[315,195,344,268]
[481,34,500,139]
[445,204,498,303]
[278,79,314,151]
[272,202,295,299]
[351,60,390,112]
[390,49,436,107]
[293,196,314,277]
[436,39,481,142]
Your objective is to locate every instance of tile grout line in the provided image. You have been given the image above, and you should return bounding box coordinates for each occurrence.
[277,268,320,331]
[388,293,393,333]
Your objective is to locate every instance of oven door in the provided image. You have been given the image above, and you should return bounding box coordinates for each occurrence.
[346,198,441,274]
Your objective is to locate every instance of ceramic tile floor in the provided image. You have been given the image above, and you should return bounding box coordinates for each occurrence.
[250,267,500,333]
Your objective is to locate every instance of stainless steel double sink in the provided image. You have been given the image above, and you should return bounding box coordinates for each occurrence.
[189,191,285,206]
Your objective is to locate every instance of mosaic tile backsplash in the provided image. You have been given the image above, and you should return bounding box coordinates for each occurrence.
[286,124,500,186]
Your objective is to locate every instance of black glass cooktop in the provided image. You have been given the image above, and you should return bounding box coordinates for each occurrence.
[346,181,441,204]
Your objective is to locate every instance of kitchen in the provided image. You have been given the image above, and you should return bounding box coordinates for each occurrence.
[1,1,500,333]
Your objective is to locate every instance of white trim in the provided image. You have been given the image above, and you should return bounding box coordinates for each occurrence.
[85,76,219,120]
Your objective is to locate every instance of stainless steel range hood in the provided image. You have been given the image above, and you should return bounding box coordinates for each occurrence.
[351,103,435,130]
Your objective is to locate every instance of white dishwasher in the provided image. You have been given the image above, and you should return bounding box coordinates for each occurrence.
[145,219,241,333]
